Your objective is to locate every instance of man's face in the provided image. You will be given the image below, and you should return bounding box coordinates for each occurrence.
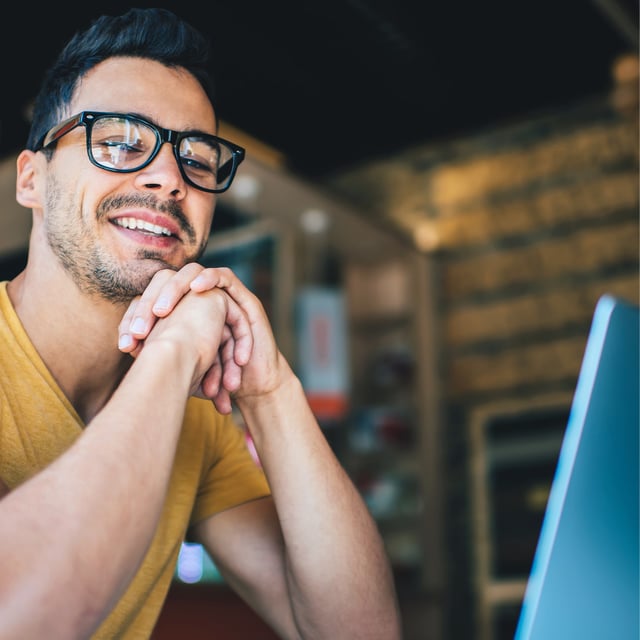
[40,57,218,303]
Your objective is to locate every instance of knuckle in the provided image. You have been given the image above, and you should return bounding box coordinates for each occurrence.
[154,267,176,282]
[207,286,227,305]
[181,262,204,277]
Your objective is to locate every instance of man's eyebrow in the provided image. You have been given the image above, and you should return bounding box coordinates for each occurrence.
[125,111,216,136]
[122,111,159,126]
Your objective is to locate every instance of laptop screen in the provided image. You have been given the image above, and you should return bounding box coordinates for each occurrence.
[514,294,639,640]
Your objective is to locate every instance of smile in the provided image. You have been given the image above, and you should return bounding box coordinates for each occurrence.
[113,217,173,237]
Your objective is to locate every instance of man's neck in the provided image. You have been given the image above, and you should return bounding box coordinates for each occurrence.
[7,266,134,424]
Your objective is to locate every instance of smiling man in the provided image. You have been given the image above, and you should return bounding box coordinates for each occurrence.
[0,8,401,640]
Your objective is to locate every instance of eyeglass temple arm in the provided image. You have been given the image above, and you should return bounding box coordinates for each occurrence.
[38,114,83,150]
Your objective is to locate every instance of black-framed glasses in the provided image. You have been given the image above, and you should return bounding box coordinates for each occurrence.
[34,111,246,193]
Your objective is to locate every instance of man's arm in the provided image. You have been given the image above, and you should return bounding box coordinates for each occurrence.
[0,287,234,639]
[127,266,403,640]
[193,372,402,640]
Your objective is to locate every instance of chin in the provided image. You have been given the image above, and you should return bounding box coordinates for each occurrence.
[89,264,164,304]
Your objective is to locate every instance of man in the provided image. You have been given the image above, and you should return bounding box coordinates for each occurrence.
[0,8,401,640]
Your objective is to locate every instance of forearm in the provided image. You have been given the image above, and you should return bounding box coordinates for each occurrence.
[236,358,402,639]
[0,342,193,639]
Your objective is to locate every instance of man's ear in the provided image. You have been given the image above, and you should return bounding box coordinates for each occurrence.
[15,150,43,210]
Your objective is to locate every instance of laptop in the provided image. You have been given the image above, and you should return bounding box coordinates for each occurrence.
[514,294,639,640]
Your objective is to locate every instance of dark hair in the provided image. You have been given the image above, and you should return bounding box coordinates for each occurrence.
[27,7,215,151]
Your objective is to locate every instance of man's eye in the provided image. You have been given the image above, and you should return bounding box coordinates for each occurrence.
[181,155,215,174]
[103,139,144,153]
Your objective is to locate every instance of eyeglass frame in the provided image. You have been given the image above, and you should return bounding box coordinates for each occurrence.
[33,110,246,194]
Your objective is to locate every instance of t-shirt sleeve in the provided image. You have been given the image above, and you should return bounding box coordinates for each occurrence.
[188,401,271,527]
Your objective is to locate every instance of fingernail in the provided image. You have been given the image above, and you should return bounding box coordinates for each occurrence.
[118,333,132,349]
[131,317,146,334]
[153,296,170,313]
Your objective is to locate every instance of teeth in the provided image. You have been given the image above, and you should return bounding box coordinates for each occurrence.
[114,217,172,236]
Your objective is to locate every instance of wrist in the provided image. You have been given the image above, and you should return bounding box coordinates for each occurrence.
[235,355,298,408]
[131,338,196,394]
[234,363,308,434]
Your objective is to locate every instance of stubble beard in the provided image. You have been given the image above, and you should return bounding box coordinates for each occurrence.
[44,179,206,305]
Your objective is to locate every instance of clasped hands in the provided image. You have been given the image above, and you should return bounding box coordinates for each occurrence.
[117,263,280,415]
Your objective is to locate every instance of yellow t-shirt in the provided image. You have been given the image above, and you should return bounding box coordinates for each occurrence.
[0,281,271,638]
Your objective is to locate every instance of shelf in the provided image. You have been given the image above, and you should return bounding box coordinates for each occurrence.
[469,395,573,640]
[349,311,413,332]
[485,579,527,605]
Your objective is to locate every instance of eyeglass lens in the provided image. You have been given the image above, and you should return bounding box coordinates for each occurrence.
[89,115,234,191]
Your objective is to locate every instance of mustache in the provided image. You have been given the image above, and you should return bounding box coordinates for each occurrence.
[97,193,196,243]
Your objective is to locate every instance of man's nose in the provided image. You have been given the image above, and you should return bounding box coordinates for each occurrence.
[134,142,187,198]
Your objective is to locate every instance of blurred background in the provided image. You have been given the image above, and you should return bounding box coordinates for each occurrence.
[0,2,637,639]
